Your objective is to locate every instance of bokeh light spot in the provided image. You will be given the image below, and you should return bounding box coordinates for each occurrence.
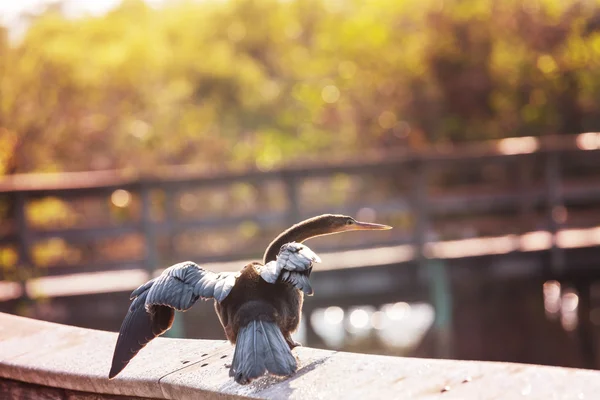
[129,119,150,140]
[371,311,387,330]
[384,302,410,320]
[324,306,344,325]
[111,189,131,208]
[576,132,600,150]
[349,308,369,328]
[321,85,340,104]
[543,280,561,315]
[497,137,539,155]
[537,55,558,75]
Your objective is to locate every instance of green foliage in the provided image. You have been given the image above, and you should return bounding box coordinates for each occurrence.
[1,0,600,175]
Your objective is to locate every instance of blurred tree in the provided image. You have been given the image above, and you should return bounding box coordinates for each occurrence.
[0,0,599,176]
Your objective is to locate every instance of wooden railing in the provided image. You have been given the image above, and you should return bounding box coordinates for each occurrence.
[2,133,600,294]
[1,312,599,399]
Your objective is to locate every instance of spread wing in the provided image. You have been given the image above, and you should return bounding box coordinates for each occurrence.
[109,262,239,379]
[258,242,321,295]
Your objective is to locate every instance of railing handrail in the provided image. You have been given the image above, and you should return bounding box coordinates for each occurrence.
[0,133,596,194]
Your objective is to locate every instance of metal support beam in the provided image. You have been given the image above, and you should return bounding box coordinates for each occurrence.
[427,259,453,359]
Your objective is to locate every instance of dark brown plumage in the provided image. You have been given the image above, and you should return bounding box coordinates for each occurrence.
[108,214,391,384]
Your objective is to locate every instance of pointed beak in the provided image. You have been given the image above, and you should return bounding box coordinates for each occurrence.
[353,221,393,231]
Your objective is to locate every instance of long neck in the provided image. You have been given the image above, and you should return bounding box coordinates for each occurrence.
[263,216,333,263]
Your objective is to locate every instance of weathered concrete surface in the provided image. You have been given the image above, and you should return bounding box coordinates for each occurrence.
[1,377,152,400]
[0,312,598,400]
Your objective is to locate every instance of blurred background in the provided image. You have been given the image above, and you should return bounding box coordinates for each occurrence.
[2,0,600,370]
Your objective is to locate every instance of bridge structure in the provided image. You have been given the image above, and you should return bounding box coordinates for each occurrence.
[1,133,600,371]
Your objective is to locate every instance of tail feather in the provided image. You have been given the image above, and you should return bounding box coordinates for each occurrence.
[230,320,297,384]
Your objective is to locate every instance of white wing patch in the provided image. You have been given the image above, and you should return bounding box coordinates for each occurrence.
[213,272,238,302]
[259,242,321,295]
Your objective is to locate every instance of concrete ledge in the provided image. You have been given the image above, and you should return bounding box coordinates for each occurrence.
[0,312,598,400]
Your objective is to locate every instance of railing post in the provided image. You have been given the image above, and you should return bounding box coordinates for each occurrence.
[411,160,453,359]
[153,186,185,338]
[282,173,326,346]
[283,173,301,226]
[140,184,158,274]
[545,151,565,275]
[164,188,177,263]
[411,160,428,267]
[517,155,535,247]
[14,192,32,301]
[575,281,596,369]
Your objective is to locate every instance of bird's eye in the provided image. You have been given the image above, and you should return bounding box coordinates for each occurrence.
[346,219,354,225]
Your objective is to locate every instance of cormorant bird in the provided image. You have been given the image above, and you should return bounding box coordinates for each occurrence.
[108,214,391,384]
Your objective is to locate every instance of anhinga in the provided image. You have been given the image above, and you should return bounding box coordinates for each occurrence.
[108,214,391,384]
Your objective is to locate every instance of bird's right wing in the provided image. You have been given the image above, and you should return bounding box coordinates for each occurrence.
[109,261,239,379]
[258,242,321,295]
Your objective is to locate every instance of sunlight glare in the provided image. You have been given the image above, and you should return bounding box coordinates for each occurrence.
[520,231,552,251]
[575,132,600,150]
[497,137,539,155]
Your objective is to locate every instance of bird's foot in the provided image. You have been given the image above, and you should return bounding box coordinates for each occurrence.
[224,363,232,368]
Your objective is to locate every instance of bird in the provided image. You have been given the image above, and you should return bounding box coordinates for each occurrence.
[108,214,391,384]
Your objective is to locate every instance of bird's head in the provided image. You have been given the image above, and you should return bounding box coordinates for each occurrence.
[317,214,392,234]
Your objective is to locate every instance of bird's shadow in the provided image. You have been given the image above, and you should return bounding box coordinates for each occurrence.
[242,355,334,399]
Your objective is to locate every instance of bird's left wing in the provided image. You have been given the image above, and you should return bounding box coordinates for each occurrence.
[109,262,238,379]
[258,242,321,295]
